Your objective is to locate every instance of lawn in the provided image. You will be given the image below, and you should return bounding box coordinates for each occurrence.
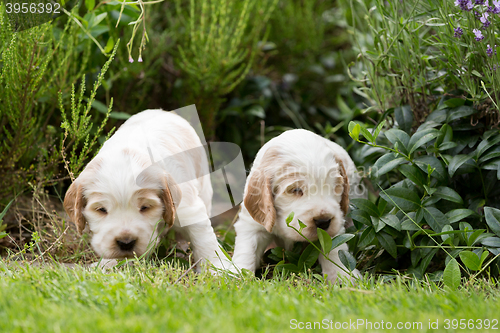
[1,261,499,332]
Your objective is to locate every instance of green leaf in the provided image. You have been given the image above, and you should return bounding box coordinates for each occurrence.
[85,0,95,11]
[275,263,300,274]
[317,228,332,255]
[109,112,132,120]
[0,231,6,239]
[481,236,500,247]
[373,154,406,178]
[395,105,413,134]
[384,129,410,154]
[476,134,500,160]
[379,187,421,212]
[351,198,379,217]
[423,207,449,232]
[359,126,374,143]
[350,210,371,226]
[408,128,440,155]
[371,216,385,233]
[441,225,454,242]
[415,156,447,182]
[358,227,375,248]
[445,209,475,224]
[433,187,463,204]
[298,220,306,231]
[443,98,465,108]
[348,122,361,141]
[442,258,461,290]
[286,212,294,226]
[298,244,320,270]
[380,214,401,231]
[448,154,472,177]
[104,37,115,54]
[446,105,476,122]
[471,70,482,78]
[338,250,356,272]
[466,229,486,247]
[484,207,500,237]
[478,146,500,164]
[373,120,386,141]
[376,232,397,258]
[0,199,14,223]
[438,142,457,151]
[459,251,482,271]
[331,234,355,250]
[398,164,425,187]
[92,12,108,27]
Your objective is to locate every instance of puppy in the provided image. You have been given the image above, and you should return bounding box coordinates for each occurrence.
[232,129,362,282]
[63,109,228,270]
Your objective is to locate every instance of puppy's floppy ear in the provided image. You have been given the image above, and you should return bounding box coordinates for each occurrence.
[160,174,182,228]
[337,160,350,217]
[244,168,276,233]
[63,180,86,235]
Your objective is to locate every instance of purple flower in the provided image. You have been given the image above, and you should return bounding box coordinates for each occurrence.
[454,26,464,38]
[129,56,134,63]
[487,44,494,56]
[473,28,484,41]
[480,12,491,27]
[488,1,500,13]
[138,56,143,63]
[475,0,485,4]
[455,0,474,11]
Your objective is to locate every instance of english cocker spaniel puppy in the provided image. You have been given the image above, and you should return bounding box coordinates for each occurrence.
[232,129,362,282]
[63,109,228,270]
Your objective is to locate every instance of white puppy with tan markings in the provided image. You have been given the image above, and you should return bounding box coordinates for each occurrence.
[64,109,228,270]
[232,129,362,282]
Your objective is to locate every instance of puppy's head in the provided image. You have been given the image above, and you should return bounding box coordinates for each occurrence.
[63,152,181,259]
[244,146,349,242]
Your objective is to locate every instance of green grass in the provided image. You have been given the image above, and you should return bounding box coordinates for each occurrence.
[1,261,499,332]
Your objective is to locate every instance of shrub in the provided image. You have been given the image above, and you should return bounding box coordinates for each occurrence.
[337,0,500,280]
[0,7,93,202]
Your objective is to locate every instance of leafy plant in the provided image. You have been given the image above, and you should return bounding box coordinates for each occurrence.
[0,199,14,240]
[59,41,119,178]
[264,212,357,280]
[174,0,278,137]
[347,100,500,279]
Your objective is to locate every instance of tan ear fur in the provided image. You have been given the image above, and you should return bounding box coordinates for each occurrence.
[337,160,350,217]
[244,169,276,233]
[63,181,86,235]
[160,174,182,228]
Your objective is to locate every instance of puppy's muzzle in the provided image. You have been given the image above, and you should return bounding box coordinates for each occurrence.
[313,217,331,230]
[116,237,137,251]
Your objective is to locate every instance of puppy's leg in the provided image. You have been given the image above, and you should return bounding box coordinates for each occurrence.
[318,243,361,283]
[183,221,230,271]
[232,219,273,274]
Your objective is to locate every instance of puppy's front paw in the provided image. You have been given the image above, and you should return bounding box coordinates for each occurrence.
[325,268,362,284]
[90,259,119,270]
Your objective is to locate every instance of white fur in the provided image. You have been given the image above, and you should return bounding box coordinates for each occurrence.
[66,109,228,270]
[232,129,362,282]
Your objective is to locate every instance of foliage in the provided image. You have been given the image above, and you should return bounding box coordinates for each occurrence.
[174,0,278,137]
[59,41,119,178]
[347,99,500,279]
[341,0,500,122]
[0,6,93,202]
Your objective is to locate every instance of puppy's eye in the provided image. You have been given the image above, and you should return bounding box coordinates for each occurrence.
[290,188,303,196]
[140,206,150,212]
[97,207,107,214]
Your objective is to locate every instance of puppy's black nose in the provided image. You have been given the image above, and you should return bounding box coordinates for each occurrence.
[116,238,137,251]
[314,218,331,230]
